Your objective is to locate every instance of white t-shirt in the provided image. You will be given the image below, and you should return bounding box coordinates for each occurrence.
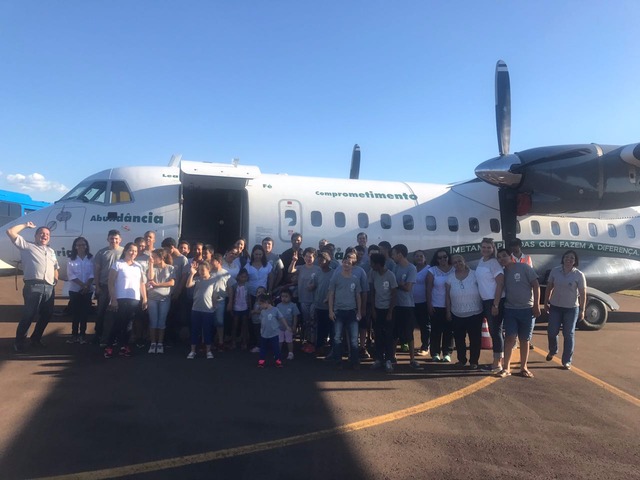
[475,257,504,301]
[111,260,145,300]
[428,266,453,308]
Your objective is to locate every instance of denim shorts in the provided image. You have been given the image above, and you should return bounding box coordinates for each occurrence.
[504,307,535,341]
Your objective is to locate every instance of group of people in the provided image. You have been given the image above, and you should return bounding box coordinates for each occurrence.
[7,223,587,375]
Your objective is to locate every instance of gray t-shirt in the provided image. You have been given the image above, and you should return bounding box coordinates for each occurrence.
[331,265,369,293]
[504,263,538,309]
[313,269,333,310]
[94,246,123,285]
[171,254,189,292]
[296,264,322,304]
[548,266,586,308]
[329,273,361,311]
[192,277,218,312]
[394,263,417,307]
[369,269,398,309]
[260,305,285,338]
[148,265,175,301]
[276,301,300,327]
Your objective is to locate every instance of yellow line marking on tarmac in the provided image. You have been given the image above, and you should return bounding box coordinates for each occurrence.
[33,376,499,480]
[531,346,640,408]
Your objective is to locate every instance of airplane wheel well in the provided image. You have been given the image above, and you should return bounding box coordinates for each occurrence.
[577,297,607,331]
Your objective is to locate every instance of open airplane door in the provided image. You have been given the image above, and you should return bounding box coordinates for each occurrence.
[179,160,260,250]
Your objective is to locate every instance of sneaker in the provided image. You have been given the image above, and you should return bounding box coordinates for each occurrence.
[359,347,371,359]
[432,354,441,362]
[481,365,502,373]
[442,354,452,363]
[104,347,114,359]
[470,363,479,370]
[306,344,316,354]
[135,342,146,349]
[148,343,157,354]
[257,359,265,368]
[455,361,467,367]
[14,342,25,353]
[206,351,214,360]
[563,362,572,370]
[416,349,429,357]
[409,360,423,370]
[119,345,132,357]
[187,351,196,360]
[546,352,554,361]
[66,336,79,344]
[275,359,283,368]
[30,339,46,348]
[156,344,164,354]
[401,343,410,353]
[250,347,260,353]
[370,360,383,370]
[79,335,87,344]
[287,352,294,360]
[384,360,394,373]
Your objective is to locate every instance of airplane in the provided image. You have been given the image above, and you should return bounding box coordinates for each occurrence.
[1,61,639,332]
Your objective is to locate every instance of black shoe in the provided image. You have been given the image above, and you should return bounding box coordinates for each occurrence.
[30,339,46,348]
[14,343,25,353]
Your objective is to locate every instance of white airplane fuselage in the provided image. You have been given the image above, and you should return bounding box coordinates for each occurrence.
[1,161,639,299]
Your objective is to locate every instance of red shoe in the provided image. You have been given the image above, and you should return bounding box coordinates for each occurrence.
[275,359,283,368]
[257,359,265,368]
[104,347,113,359]
[119,345,132,357]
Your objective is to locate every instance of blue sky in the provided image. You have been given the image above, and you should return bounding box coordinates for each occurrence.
[1,1,639,201]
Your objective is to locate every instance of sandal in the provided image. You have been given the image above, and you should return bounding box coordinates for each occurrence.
[519,369,534,378]
[496,369,511,378]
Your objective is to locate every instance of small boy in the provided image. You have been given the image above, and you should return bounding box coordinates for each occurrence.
[276,290,300,360]
[257,293,291,368]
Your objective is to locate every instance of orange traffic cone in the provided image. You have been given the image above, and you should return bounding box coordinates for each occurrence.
[481,318,493,350]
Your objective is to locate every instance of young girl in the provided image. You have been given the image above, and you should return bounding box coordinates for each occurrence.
[256,293,291,368]
[276,289,300,360]
[227,268,251,350]
[249,286,266,353]
[186,261,218,360]
[147,248,175,354]
[105,243,147,358]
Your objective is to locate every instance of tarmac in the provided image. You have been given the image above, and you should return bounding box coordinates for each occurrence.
[0,275,638,480]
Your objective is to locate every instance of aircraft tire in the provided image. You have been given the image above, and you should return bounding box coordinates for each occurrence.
[577,297,607,331]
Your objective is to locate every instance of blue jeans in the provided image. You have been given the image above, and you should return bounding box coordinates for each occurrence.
[148,298,171,329]
[332,310,359,365]
[16,282,55,344]
[260,335,281,361]
[190,310,215,345]
[482,299,505,359]
[547,305,579,365]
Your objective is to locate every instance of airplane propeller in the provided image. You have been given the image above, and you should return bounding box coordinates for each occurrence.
[350,144,361,180]
[493,60,520,243]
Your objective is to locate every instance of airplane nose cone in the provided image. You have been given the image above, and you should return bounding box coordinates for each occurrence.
[474,153,523,188]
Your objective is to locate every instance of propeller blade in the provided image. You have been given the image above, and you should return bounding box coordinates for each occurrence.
[495,60,511,156]
[350,144,361,179]
[498,187,518,244]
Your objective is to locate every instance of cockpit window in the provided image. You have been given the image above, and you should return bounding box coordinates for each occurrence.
[110,181,132,204]
[59,180,132,204]
[59,181,107,204]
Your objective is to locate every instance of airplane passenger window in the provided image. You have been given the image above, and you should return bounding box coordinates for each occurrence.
[448,217,459,232]
[425,216,436,232]
[607,224,617,238]
[531,220,541,235]
[570,222,579,236]
[588,223,598,237]
[381,214,392,230]
[110,181,132,204]
[469,217,479,233]
[311,211,322,227]
[403,215,414,230]
[358,213,369,229]
[551,221,561,235]
[626,224,636,239]
[335,212,346,228]
[284,209,297,226]
[490,218,500,233]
